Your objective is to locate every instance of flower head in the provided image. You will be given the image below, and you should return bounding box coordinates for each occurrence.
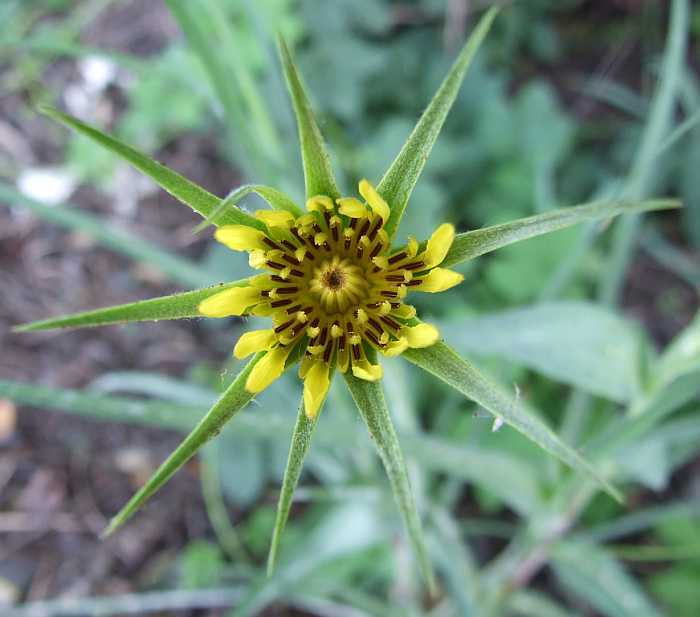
[198,180,463,418]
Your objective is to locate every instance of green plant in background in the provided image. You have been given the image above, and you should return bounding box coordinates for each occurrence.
[10,3,681,590]
[3,0,700,615]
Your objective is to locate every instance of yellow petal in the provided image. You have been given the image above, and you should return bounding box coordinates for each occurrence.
[351,360,383,381]
[245,346,292,393]
[392,303,417,319]
[358,179,390,222]
[306,195,334,212]
[414,267,464,293]
[248,249,267,269]
[402,323,440,348]
[303,361,330,419]
[198,286,260,317]
[423,223,455,268]
[233,329,276,359]
[298,355,314,379]
[254,209,294,228]
[337,197,368,219]
[215,225,269,252]
[382,337,408,357]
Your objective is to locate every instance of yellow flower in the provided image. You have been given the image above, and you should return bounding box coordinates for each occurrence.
[198,180,462,419]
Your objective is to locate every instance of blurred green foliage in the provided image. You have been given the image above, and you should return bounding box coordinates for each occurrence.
[2,1,700,616]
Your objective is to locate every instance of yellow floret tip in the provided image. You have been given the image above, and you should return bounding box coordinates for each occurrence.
[337,197,368,219]
[254,209,295,228]
[246,346,292,393]
[303,361,330,419]
[351,360,383,381]
[423,223,455,268]
[215,225,269,252]
[359,179,390,222]
[199,286,260,317]
[234,329,277,359]
[403,323,440,348]
[416,268,464,293]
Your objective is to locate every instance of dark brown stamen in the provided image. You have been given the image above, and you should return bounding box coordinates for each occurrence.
[274,319,294,333]
[263,237,282,250]
[403,261,426,271]
[271,299,293,308]
[381,316,401,330]
[388,252,407,265]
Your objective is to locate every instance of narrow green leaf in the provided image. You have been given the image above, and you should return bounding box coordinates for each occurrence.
[277,37,340,200]
[404,342,624,503]
[552,542,663,617]
[378,7,499,239]
[195,184,302,232]
[2,588,245,617]
[103,353,263,536]
[267,398,320,575]
[0,182,216,287]
[0,379,200,431]
[343,370,435,590]
[165,0,282,182]
[39,105,264,230]
[600,0,688,306]
[14,280,248,332]
[441,198,680,268]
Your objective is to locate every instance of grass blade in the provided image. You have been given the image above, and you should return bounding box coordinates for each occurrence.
[404,342,624,503]
[0,379,200,431]
[0,182,217,287]
[13,280,248,332]
[39,106,264,230]
[600,0,689,305]
[378,7,499,239]
[343,370,435,591]
[552,542,663,617]
[267,398,320,575]
[103,353,263,536]
[164,0,282,182]
[3,588,245,617]
[278,36,340,200]
[441,198,680,268]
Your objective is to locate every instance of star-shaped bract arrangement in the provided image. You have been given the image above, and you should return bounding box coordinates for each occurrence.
[16,7,679,587]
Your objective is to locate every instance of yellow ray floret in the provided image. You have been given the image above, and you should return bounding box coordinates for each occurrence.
[423,223,455,268]
[246,345,293,393]
[234,329,277,359]
[303,360,330,419]
[199,286,260,317]
[414,268,464,293]
[199,179,464,418]
[215,225,269,252]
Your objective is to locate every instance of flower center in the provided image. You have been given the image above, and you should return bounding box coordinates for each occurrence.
[322,267,344,290]
[309,256,369,314]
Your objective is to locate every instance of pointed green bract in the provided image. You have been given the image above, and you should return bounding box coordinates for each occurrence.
[39,106,264,230]
[14,280,249,332]
[441,198,680,268]
[404,342,624,503]
[102,353,264,536]
[343,371,435,591]
[278,36,340,200]
[378,7,499,239]
[267,398,320,575]
[195,184,302,232]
